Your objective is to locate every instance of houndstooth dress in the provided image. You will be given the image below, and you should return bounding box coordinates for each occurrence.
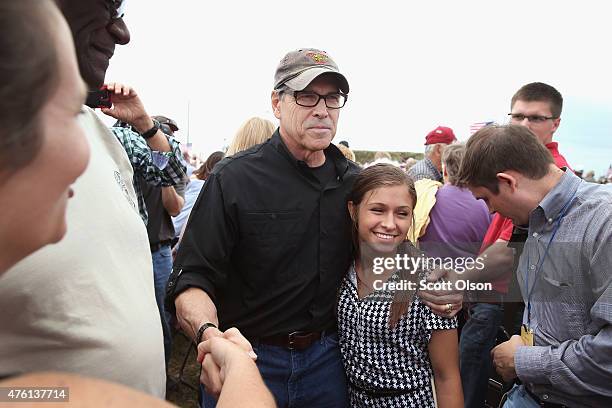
[337,265,457,407]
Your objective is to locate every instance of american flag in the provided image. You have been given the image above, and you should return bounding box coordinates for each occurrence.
[469,121,494,135]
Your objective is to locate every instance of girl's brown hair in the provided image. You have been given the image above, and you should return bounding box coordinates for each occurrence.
[0,0,60,173]
[193,151,224,181]
[348,164,417,328]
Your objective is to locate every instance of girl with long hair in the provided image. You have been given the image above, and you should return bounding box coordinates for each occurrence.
[337,164,463,407]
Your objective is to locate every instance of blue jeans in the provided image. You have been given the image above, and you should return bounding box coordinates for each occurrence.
[502,385,541,407]
[200,332,348,408]
[459,302,504,408]
[152,244,173,366]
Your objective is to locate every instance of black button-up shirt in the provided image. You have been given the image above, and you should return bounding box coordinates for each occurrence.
[168,130,360,339]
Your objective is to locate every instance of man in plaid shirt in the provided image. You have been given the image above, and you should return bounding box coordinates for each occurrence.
[103,82,186,224]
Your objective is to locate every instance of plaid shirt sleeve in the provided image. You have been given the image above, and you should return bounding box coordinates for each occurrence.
[110,126,186,186]
[111,126,187,224]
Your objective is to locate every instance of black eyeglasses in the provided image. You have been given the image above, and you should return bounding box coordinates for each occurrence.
[508,113,556,123]
[290,91,348,109]
[108,0,126,19]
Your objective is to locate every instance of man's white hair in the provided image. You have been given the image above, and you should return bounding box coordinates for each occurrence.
[424,144,436,157]
[425,142,453,158]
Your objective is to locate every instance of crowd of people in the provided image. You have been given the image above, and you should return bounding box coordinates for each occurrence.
[1,1,611,408]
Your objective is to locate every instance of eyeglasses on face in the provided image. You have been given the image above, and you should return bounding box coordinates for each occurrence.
[290,91,348,109]
[508,113,556,123]
[108,0,126,19]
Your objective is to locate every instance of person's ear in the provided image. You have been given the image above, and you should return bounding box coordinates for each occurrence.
[434,144,442,157]
[271,91,282,119]
[348,201,357,223]
[551,117,561,134]
[496,172,518,192]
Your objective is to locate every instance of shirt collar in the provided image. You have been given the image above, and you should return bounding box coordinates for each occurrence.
[545,141,559,155]
[538,168,581,221]
[269,128,350,180]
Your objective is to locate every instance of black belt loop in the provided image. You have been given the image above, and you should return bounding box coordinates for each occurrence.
[525,387,568,408]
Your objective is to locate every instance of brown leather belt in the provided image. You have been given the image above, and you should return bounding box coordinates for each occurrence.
[258,329,335,351]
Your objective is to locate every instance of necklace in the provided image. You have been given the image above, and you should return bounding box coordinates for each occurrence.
[355,266,372,298]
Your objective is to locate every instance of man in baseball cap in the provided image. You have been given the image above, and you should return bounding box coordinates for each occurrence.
[408,125,457,182]
[273,48,349,93]
[169,47,358,407]
[153,115,179,136]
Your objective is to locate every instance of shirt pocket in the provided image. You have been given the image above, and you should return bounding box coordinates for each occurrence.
[241,210,304,238]
[540,275,585,339]
[237,210,306,284]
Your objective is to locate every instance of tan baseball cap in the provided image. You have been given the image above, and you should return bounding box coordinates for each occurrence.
[273,48,349,93]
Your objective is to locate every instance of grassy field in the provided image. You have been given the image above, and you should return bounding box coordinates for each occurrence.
[166,331,201,407]
[353,150,422,164]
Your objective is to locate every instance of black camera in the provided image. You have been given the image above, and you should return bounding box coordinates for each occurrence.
[85,89,112,109]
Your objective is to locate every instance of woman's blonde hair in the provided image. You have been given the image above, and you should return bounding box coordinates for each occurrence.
[337,143,355,161]
[226,117,276,156]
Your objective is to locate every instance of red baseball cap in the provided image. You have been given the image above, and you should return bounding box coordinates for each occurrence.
[425,126,456,145]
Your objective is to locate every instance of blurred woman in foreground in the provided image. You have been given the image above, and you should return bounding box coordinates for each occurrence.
[0,0,89,274]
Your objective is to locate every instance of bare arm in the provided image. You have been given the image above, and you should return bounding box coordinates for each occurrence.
[198,338,276,408]
[429,329,463,408]
[217,357,275,408]
[161,186,184,216]
[102,83,171,151]
[172,220,189,261]
[463,239,514,282]
[420,238,514,316]
[0,372,174,407]
[130,116,172,152]
[175,287,219,342]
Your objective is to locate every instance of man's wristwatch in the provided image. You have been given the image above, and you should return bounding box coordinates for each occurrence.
[195,322,218,345]
[140,119,160,139]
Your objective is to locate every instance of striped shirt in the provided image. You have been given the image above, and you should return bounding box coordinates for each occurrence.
[514,170,612,407]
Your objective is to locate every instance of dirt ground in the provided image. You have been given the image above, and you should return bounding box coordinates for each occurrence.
[166,331,201,408]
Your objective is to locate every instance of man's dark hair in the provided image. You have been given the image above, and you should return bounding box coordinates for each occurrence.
[339,140,349,148]
[457,125,554,193]
[0,0,59,172]
[511,82,563,118]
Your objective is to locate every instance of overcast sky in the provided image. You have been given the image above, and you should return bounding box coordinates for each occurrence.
[103,0,612,175]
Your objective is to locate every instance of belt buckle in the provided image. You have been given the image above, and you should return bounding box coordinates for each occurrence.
[287,331,301,350]
[287,331,312,350]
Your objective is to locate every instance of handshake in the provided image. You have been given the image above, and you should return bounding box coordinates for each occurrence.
[196,326,258,397]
